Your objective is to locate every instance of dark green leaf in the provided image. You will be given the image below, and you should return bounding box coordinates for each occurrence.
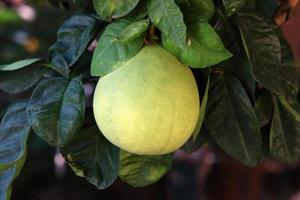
[163,20,232,68]
[49,14,97,78]
[270,96,300,163]
[223,0,247,16]
[214,9,256,103]
[176,0,215,21]
[119,151,173,187]
[238,12,299,96]
[27,76,85,147]
[206,72,261,166]
[62,125,119,189]
[181,125,209,153]
[193,71,210,140]
[0,65,46,94]
[0,100,30,170]
[115,19,149,43]
[256,0,279,18]
[148,0,187,49]
[91,19,144,76]
[254,90,273,127]
[93,0,140,20]
[0,58,41,71]
[0,100,30,200]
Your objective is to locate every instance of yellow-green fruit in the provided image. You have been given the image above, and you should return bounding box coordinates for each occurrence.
[93,45,200,155]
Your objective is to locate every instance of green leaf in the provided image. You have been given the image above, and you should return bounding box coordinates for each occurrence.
[0,65,46,94]
[49,14,97,78]
[238,12,299,96]
[91,19,144,76]
[223,0,247,16]
[181,125,209,153]
[0,100,30,200]
[114,19,149,43]
[162,21,232,68]
[93,0,140,20]
[254,90,273,127]
[270,96,300,163]
[62,125,119,189]
[205,72,261,166]
[176,0,215,21]
[119,151,173,187]
[192,71,210,140]
[0,100,30,170]
[214,9,256,103]
[27,76,85,147]
[0,58,41,71]
[148,0,187,49]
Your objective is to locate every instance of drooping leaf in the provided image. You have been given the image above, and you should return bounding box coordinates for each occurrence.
[193,71,210,140]
[223,0,247,16]
[270,96,300,163]
[91,19,144,76]
[119,151,173,187]
[254,90,273,127]
[0,58,41,71]
[62,125,119,189]
[49,14,98,78]
[205,72,261,166]
[181,125,209,153]
[214,9,256,103]
[0,65,46,94]
[0,100,30,200]
[114,19,149,43]
[163,20,232,68]
[238,12,299,96]
[176,0,215,21]
[148,0,187,49]
[92,0,140,20]
[27,76,85,147]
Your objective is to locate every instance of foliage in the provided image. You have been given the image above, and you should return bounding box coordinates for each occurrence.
[1,0,300,196]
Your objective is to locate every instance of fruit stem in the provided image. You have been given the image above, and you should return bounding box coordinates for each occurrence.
[146,24,159,45]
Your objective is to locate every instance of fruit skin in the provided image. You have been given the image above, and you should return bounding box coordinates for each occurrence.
[93,45,200,155]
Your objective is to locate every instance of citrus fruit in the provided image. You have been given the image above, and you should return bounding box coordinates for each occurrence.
[93,45,200,155]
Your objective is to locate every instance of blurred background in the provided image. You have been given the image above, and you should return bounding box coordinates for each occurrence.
[1,0,300,199]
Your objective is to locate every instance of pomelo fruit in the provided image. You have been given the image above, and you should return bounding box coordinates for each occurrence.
[93,45,200,155]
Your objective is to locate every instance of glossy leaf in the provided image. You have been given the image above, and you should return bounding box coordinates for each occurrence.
[254,91,273,127]
[114,19,149,43]
[91,19,144,76]
[162,21,232,68]
[93,0,139,20]
[176,0,215,21]
[205,72,261,166]
[0,100,30,170]
[214,9,256,103]
[0,58,41,71]
[223,0,247,16]
[0,100,30,200]
[238,12,299,96]
[270,96,300,163]
[0,65,46,94]
[148,0,187,49]
[49,14,97,78]
[27,76,85,147]
[62,125,119,189]
[119,151,173,187]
